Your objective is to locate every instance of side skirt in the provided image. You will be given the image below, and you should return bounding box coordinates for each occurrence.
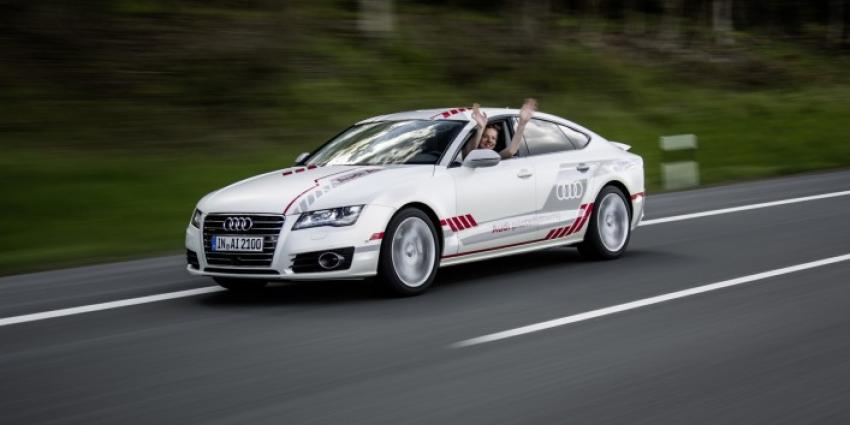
[439,235,583,267]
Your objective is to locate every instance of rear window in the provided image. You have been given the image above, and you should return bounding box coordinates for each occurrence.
[524,119,574,156]
[559,125,590,149]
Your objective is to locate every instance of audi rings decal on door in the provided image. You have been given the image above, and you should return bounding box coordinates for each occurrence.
[555,181,584,201]
[222,217,253,231]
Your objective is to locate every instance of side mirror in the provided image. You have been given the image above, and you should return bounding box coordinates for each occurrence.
[463,149,501,168]
[294,152,310,164]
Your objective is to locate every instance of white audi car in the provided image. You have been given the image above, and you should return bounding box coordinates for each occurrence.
[186,107,645,295]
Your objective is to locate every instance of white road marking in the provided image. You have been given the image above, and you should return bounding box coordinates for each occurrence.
[640,190,850,226]
[0,286,224,327]
[451,253,850,348]
[1,189,849,327]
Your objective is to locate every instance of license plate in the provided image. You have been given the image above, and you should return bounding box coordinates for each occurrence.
[211,235,264,252]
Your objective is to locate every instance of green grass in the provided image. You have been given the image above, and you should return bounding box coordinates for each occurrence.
[0,147,302,274]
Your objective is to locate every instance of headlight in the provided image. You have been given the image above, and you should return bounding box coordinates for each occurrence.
[293,205,364,230]
[190,209,202,228]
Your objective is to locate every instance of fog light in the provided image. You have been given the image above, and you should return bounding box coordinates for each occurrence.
[318,252,344,270]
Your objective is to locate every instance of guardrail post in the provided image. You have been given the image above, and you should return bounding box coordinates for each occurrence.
[660,134,699,190]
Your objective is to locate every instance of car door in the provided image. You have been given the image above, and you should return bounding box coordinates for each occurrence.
[447,123,536,254]
[523,119,596,238]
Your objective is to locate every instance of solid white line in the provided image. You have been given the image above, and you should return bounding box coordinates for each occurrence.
[0,286,224,327]
[451,253,850,348]
[2,189,849,328]
[640,190,850,226]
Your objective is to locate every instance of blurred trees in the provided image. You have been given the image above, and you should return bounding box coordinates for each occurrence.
[423,0,849,46]
[0,0,848,152]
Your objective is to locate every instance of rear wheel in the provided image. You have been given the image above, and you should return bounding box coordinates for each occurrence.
[578,185,631,260]
[213,277,268,292]
[377,208,440,296]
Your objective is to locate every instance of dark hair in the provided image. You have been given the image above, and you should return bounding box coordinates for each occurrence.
[485,124,499,132]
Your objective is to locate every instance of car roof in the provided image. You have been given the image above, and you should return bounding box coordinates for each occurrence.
[355,107,599,139]
[357,107,518,123]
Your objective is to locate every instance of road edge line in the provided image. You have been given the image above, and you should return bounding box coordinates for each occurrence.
[641,190,850,226]
[0,286,224,327]
[450,253,850,348]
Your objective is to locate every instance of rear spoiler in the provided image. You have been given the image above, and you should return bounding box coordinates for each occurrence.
[610,141,631,151]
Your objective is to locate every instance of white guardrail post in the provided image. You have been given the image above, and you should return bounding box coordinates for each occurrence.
[660,134,699,190]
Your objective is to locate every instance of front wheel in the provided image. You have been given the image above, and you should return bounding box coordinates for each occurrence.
[577,185,632,260]
[377,208,440,296]
[213,277,268,292]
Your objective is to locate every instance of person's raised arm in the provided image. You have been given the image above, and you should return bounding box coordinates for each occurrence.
[500,98,537,159]
[463,103,487,159]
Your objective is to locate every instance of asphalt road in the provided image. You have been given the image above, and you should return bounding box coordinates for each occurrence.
[2,169,849,425]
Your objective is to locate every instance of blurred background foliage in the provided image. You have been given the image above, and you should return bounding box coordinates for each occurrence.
[2,0,850,274]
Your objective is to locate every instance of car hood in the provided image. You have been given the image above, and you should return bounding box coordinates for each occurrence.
[198,164,434,215]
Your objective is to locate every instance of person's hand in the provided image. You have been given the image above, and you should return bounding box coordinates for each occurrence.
[518,98,537,124]
[471,103,488,128]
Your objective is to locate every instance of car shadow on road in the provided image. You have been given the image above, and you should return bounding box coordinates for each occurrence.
[196,247,671,308]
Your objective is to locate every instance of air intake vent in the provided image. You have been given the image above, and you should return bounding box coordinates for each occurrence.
[186,249,200,269]
[292,247,355,273]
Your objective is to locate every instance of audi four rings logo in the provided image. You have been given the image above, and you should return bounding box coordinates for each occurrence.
[556,181,584,201]
[223,217,253,231]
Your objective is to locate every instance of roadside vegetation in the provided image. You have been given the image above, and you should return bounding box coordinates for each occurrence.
[2,1,850,274]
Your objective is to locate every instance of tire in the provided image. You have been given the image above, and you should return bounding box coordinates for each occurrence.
[214,277,268,292]
[377,208,440,296]
[577,185,632,260]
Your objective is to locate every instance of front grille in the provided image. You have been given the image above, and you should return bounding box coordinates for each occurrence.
[203,214,284,268]
[186,249,200,269]
[291,247,355,273]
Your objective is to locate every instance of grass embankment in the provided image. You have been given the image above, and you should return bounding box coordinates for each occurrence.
[2,7,850,275]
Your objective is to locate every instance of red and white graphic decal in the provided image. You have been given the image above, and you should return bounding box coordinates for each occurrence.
[282,164,319,176]
[545,203,594,240]
[430,107,469,120]
[440,214,478,232]
[331,168,382,184]
[630,191,645,201]
[369,232,384,241]
[282,168,358,214]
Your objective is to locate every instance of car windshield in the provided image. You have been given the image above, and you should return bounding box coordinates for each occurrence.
[306,120,465,166]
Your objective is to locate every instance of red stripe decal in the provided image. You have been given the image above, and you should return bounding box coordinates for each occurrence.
[458,215,471,228]
[562,205,587,237]
[295,168,305,173]
[307,164,318,169]
[465,214,477,226]
[441,112,451,118]
[544,229,557,240]
[573,204,594,234]
[442,238,548,259]
[446,218,458,231]
[369,232,384,241]
[451,217,465,230]
[555,226,570,238]
[282,170,293,176]
[283,168,357,214]
[631,192,645,200]
[440,219,447,226]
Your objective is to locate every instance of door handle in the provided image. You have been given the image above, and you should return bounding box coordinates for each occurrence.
[517,169,533,178]
[577,163,590,173]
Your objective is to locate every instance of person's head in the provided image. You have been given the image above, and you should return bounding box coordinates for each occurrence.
[480,125,499,150]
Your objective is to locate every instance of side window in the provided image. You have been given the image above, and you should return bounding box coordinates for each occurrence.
[523,119,574,156]
[559,125,590,149]
[450,130,478,166]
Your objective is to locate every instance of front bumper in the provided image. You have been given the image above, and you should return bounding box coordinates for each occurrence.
[185,205,395,280]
